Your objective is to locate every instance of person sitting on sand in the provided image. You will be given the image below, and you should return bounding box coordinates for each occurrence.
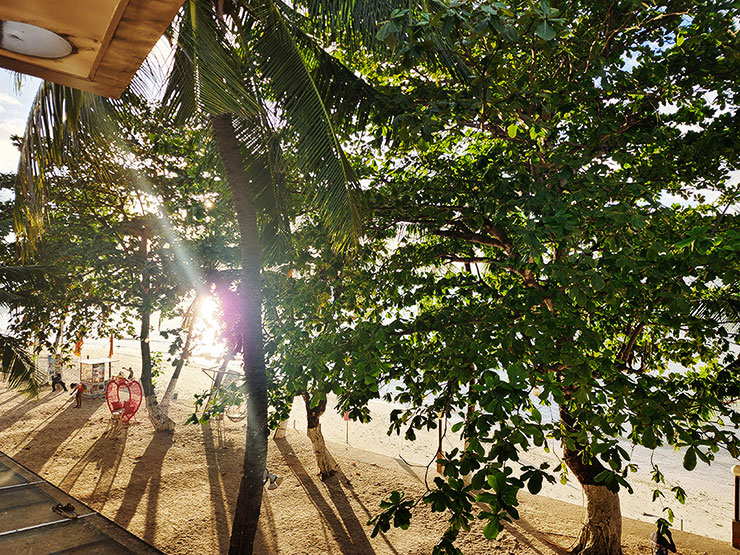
[51,372,67,392]
[70,383,85,408]
[650,526,676,555]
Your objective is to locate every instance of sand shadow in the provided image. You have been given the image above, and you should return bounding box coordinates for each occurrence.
[12,397,105,470]
[254,487,280,554]
[200,423,236,553]
[475,498,569,555]
[275,437,377,555]
[0,391,24,406]
[58,427,129,510]
[113,431,174,543]
[328,469,400,555]
[508,515,572,555]
[0,389,58,430]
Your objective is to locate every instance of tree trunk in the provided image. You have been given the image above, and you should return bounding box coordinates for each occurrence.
[212,113,268,555]
[273,418,288,439]
[560,405,622,555]
[52,316,65,353]
[139,227,175,433]
[463,376,475,487]
[207,342,239,407]
[161,298,198,413]
[303,393,338,479]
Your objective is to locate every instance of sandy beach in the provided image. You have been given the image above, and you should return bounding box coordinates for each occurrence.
[1,336,734,553]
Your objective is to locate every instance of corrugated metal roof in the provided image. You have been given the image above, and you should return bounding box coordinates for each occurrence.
[0,451,164,554]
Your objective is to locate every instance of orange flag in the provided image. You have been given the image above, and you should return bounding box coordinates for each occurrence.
[73,335,84,357]
[108,334,114,358]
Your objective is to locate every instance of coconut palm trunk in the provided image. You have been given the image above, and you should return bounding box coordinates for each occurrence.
[211,112,268,555]
[139,227,175,433]
[560,404,622,555]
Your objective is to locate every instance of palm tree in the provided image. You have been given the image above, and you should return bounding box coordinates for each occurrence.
[160,3,374,549]
[11,0,381,551]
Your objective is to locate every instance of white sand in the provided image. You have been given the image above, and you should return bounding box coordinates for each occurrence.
[57,335,736,543]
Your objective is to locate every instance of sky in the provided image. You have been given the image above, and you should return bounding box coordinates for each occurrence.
[0,71,39,174]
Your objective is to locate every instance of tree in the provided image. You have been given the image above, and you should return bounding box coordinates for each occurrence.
[11,103,231,432]
[12,0,372,549]
[319,2,740,553]
[0,178,46,395]
[156,1,380,548]
[261,220,353,479]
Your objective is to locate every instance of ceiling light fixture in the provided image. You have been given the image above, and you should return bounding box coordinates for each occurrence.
[0,20,72,59]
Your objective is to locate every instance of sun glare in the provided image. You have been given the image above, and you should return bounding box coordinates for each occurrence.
[193,295,226,360]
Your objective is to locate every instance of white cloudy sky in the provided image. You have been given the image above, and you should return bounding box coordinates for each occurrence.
[0,72,39,174]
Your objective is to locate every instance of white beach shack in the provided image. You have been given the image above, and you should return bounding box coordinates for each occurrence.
[79,358,116,398]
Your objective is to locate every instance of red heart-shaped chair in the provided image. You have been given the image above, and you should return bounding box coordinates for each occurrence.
[106,377,143,423]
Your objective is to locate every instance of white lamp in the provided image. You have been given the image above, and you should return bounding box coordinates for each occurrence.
[0,20,72,59]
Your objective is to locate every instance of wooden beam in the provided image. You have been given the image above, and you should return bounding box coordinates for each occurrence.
[0,0,184,98]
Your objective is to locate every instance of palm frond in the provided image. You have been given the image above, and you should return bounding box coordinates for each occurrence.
[281,0,471,83]
[290,26,378,131]
[239,0,362,249]
[694,292,740,333]
[14,82,121,248]
[283,0,400,47]
[161,0,262,125]
[0,335,40,396]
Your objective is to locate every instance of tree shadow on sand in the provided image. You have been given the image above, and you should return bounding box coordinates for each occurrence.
[506,516,571,555]
[254,488,280,554]
[12,397,106,469]
[113,432,174,543]
[200,423,236,553]
[0,389,59,431]
[472,500,570,555]
[275,437,396,555]
[58,427,129,511]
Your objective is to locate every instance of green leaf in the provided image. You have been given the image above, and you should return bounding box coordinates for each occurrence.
[671,486,687,504]
[591,274,605,292]
[527,472,543,494]
[507,123,518,138]
[535,21,556,41]
[500,25,519,42]
[642,427,658,449]
[377,21,400,42]
[683,447,697,471]
[483,518,501,539]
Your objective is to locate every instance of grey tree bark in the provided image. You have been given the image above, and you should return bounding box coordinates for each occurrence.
[211,113,268,555]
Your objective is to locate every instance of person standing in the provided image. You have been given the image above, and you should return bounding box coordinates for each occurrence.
[51,372,67,392]
[70,383,85,408]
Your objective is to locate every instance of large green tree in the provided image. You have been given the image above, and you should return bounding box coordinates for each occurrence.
[315,2,740,553]
[0,174,46,395]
